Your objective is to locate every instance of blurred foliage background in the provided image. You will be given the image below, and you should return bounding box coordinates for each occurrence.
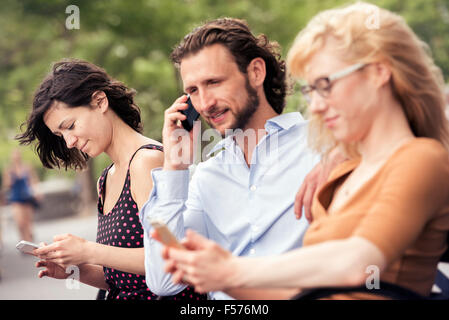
[1,0,448,182]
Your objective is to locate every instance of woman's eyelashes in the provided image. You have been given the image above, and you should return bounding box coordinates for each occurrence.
[53,122,74,138]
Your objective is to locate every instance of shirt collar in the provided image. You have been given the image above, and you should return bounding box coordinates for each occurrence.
[264,112,305,133]
[206,112,305,157]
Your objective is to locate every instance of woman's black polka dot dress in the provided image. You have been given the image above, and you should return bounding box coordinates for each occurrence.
[96,144,206,300]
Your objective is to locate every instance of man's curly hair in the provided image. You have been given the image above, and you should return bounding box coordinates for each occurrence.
[171,18,288,114]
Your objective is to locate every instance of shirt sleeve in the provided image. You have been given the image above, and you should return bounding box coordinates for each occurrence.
[139,167,208,296]
[352,142,449,265]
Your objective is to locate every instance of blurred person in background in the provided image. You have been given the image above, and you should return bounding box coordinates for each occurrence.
[1,148,41,243]
[16,59,205,301]
[161,2,449,299]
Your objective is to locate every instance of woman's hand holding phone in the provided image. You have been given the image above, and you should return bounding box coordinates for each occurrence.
[36,260,71,280]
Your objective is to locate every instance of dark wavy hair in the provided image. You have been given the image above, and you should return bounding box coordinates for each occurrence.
[16,59,143,170]
[171,18,288,114]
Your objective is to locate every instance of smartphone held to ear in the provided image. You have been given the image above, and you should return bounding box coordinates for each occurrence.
[150,220,185,250]
[16,240,40,254]
[180,96,200,131]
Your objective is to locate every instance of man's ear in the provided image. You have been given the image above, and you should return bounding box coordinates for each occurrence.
[91,91,108,113]
[247,57,266,88]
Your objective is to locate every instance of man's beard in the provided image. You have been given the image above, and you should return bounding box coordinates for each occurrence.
[208,77,259,136]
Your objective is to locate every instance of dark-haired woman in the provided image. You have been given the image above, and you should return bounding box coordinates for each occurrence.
[18,59,205,300]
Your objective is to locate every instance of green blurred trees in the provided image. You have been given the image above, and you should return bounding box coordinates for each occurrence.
[1,0,448,180]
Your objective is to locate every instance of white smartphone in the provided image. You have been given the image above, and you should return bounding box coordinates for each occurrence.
[16,240,40,254]
[150,220,185,250]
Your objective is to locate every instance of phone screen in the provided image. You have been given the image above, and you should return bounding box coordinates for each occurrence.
[180,97,200,131]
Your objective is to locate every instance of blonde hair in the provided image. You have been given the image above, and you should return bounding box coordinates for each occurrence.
[287,2,449,157]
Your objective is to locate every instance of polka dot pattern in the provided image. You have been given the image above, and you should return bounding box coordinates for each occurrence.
[96,144,206,301]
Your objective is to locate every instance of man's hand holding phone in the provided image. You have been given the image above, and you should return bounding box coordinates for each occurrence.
[162,95,200,171]
[181,97,200,132]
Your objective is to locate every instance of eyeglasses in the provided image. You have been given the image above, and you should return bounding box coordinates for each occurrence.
[300,63,367,103]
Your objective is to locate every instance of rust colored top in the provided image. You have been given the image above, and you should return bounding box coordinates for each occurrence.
[304,138,449,298]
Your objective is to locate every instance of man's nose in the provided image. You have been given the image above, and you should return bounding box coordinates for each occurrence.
[197,89,217,114]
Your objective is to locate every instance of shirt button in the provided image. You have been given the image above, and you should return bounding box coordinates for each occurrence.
[249,249,256,255]
[250,185,257,191]
[252,226,259,232]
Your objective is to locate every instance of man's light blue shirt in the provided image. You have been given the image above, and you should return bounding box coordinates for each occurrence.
[139,112,320,300]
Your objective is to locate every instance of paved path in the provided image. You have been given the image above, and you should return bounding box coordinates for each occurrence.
[0,207,99,300]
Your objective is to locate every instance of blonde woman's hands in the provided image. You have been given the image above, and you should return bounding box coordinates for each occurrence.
[161,229,239,293]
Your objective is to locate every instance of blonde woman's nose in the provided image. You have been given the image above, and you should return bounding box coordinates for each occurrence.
[309,91,328,114]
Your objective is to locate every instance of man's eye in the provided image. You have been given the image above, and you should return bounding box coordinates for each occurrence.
[68,123,75,130]
[186,88,197,95]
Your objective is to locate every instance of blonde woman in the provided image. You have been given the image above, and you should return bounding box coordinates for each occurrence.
[159,2,449,299]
